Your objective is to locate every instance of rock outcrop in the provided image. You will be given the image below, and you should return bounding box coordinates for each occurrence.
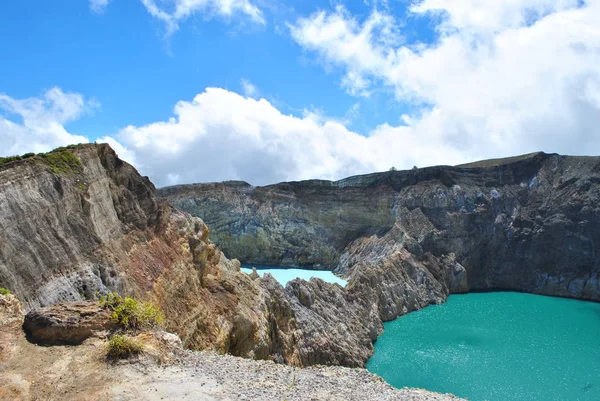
[159,152,600,366]
[23,301,115,345]
[2,145,599,371]
[0,293,23,327]
[160,152,600,302]
[0,145,334,365]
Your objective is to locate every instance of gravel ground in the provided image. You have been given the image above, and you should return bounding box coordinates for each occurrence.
[112,350,464,401]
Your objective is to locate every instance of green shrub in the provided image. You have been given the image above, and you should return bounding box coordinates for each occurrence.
[0,147,82,175]
[0,287,11,296]
[0,155,23,166]
[40,150,82,175]
[99,292,164,330]
[106,334,143,359]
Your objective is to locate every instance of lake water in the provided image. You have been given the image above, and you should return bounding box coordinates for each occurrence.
[240,264,346,287]
[367,292,600,401]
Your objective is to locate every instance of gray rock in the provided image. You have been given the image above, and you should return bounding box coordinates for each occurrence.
[3,145,600,371]
[159,152,600,303]
[159,152,600,366]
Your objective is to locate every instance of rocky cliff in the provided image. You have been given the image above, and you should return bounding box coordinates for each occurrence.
[0,144,371,366]
[159,152,600,303]
[159,152,600,361]
[2,145,599,372]
[158,180,397,268]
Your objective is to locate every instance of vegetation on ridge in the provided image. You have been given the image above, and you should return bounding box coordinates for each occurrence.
[99,292,164,331]
[40,148,83,174]
[0,287,12,296]
[0,152,36,165]
[0,145,83,175]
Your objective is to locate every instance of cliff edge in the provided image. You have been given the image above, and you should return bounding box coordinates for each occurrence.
[159,152,600,302]
[0,144,388,367]
[159,152,600,366]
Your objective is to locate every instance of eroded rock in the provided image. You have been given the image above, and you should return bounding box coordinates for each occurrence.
[160,152,600,302]
[23,301,114,345]
[3,145,600,369]
[0,294,23,326]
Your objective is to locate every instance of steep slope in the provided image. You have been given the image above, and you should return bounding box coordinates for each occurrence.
[159,152,600,303]
[0,145,254,353]
[0,144,393,367]
[159,152,600,362]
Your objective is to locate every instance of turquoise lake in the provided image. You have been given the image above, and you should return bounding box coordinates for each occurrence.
[367,292,600,401]
[240,265,346,287]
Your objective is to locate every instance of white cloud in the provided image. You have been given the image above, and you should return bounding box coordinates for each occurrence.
[4,1,600,188]
[0,88,93,156]
[411,0,581,33]
[141,0,265,36]
[0,86,504,187]
[290,1,600,159]
[111,87,462,187]
[0,86,466,186]
[90,0,111,14]
[241,79,259,98]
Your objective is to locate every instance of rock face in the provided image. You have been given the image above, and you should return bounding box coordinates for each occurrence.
[158,180,397,268]
[159,152,600,302]
[158,152,600,366]
[0,144,335,365]
[0,144,399,368]
[3,145,599,371]
[0,144,158,309]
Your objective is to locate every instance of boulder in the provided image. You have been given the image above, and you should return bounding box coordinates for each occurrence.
[23,301,115,345]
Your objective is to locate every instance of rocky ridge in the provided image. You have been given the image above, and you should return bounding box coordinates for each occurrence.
[160,152,600,303]
[2,144,599,373]
[0,293,464,401]
[0,144,392,368]
[159,151,600,365]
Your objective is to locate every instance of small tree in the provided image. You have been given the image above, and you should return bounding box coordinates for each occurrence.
[389,166,397,171]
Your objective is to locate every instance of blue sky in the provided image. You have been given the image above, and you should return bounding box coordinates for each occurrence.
[1,0,598,186]
[0,0,433,138]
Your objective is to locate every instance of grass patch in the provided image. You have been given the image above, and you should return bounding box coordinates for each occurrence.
[0,287,11,296]
[0,154,33,166]
[39,149,82,175]
[0,146,82,175]
[458,152,542,168]
[99,292,164,330]
[106,334,143,359]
